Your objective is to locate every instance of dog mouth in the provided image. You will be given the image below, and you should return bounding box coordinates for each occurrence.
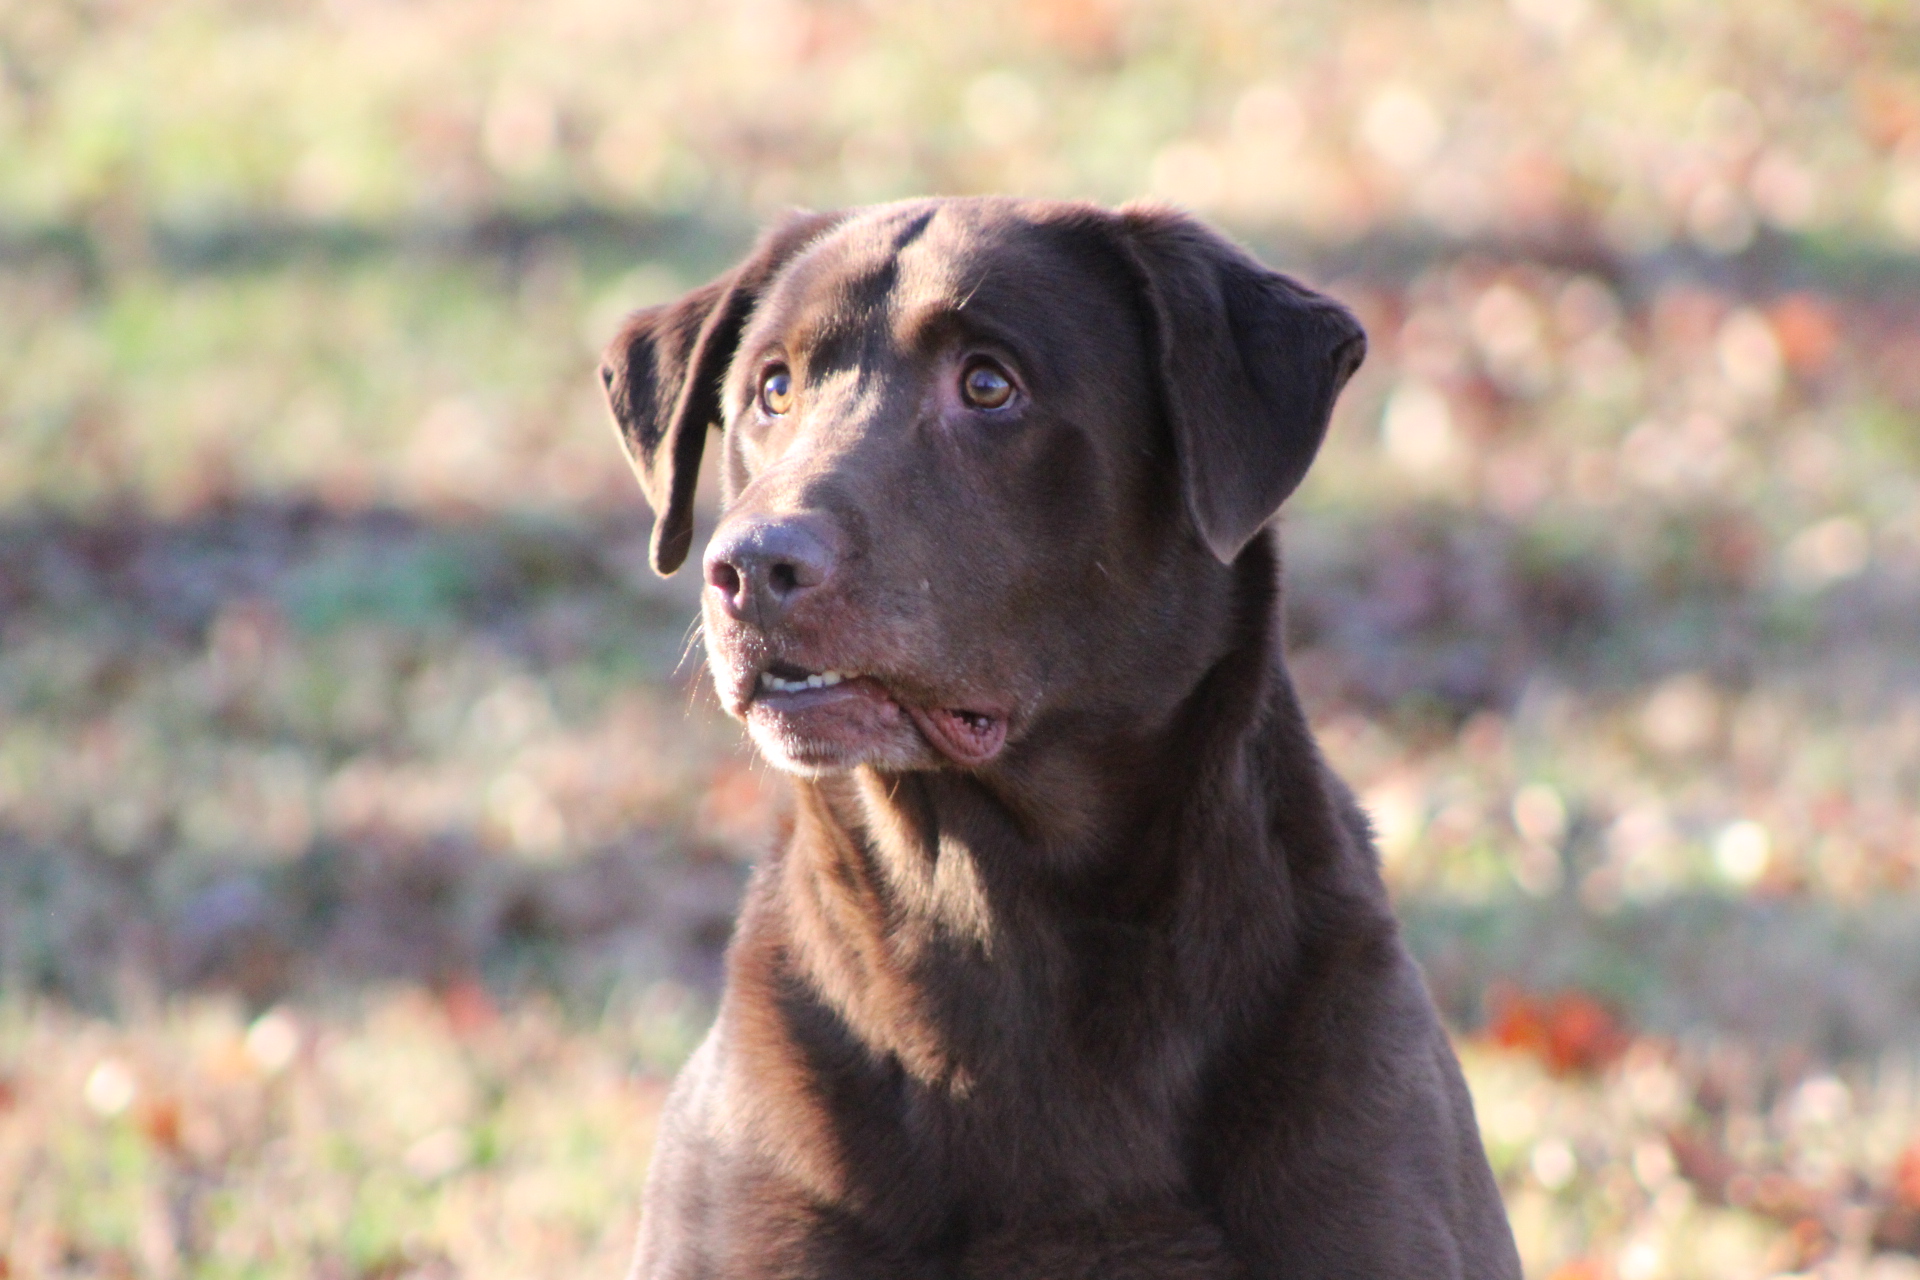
[748,660,1008,767]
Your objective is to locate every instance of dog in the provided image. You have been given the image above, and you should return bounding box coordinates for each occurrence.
[599,197,1521,1280]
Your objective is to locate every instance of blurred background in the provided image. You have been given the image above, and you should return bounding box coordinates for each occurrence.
[2,0,1918,1275]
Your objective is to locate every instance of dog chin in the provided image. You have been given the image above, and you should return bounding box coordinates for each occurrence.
[743,686,935,776]
[745,716,933,776]
[748,733,921,776]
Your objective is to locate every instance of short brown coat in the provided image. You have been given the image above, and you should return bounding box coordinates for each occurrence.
[601,196,1520,1280]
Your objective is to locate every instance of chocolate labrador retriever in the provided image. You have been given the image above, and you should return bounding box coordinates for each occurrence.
[600,197,1520,1280]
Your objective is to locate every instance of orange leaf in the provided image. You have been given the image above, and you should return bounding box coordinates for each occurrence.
[1544,993,1627,1076]
[137,1095,183,1155]
[1895,1139,1920,1209]
[1767,294,1840,374]
[440,976,499,1038]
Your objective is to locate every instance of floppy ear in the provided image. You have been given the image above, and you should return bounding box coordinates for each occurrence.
[599,209,845,574]
[1112,203,1366,563]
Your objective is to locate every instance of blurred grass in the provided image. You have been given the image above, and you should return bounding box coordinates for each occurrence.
[0,993,674,1278]
[5,0,1920,242]
[3,0,1920,1276]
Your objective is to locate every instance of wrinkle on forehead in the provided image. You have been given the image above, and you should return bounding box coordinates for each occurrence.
[748,204,941,366]
[740,198,1131,384]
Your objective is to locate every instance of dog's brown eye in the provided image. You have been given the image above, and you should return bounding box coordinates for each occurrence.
[761,366,793,415]
[960,361,1013,410]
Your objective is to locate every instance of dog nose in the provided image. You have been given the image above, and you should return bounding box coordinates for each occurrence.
[704,518,836,624]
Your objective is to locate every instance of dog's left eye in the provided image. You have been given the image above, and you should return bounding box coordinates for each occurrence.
[960,360,1014,410]
[761,366,794,416]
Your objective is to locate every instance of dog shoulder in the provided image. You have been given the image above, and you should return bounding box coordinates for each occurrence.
[1197,942,1520,1278]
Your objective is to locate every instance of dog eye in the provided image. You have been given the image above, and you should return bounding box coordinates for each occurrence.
[960,360,1014,411]
[760,366,794,416]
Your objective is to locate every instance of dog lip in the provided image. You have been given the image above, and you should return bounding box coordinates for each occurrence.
[742,659,1008,768]
[743,662,899,721]
[751,672,887,707]
[742,672,910,770]
[906,705,1009,767]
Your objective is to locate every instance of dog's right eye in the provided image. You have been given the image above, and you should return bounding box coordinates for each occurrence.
[960,360,1014,410]
[760,366,793,416]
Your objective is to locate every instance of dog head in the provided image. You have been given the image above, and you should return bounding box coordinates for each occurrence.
[600,198,1363,776]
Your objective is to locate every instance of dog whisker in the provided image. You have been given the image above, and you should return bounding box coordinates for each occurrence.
[674,615,706,677]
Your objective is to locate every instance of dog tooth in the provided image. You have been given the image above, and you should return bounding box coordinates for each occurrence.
[821,672,842,686]
[806,674,823,688]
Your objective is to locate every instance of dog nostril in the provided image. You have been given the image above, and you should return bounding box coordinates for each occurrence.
[710,562,742,598]
[769,562,799,595]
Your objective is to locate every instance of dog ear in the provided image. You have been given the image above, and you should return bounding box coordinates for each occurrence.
[599,209,845,575]
[1113,204,1366,563]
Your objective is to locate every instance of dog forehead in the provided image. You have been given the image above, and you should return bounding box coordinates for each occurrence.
[747,199,1122,358]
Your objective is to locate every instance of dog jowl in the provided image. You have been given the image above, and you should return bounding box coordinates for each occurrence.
[599,197,1520,1280]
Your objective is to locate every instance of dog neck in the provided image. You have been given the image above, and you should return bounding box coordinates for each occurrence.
[762,536,1371,1081]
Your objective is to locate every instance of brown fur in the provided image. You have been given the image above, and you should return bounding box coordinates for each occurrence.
[600,197,1520,1279]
